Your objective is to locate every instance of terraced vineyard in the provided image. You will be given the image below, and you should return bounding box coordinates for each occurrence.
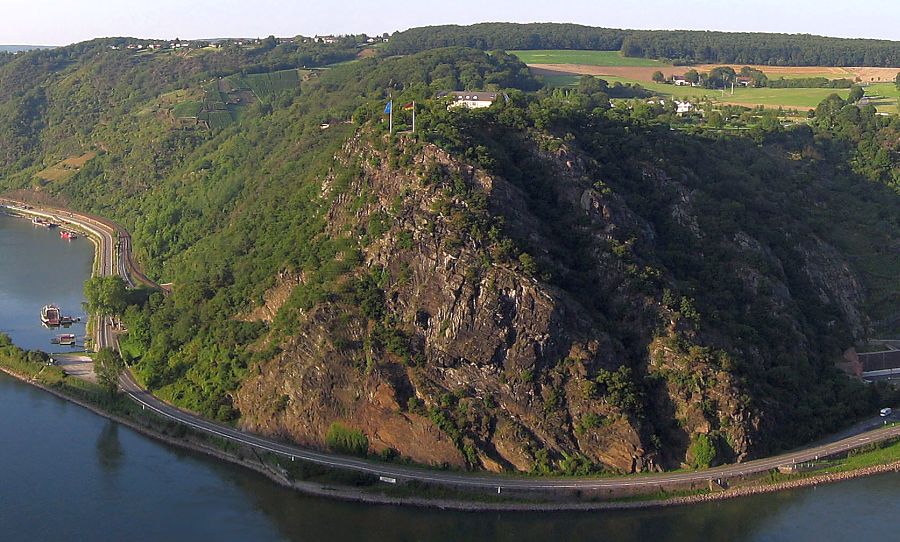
[224,69,301,102]
[170,68,303,130]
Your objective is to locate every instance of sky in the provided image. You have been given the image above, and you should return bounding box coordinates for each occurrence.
[0,0,898,46]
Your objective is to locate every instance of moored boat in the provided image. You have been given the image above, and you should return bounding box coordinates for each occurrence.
[59,315,81,325]
[60,230,78,240]
[41,304,61,326]
[51,334,76,346]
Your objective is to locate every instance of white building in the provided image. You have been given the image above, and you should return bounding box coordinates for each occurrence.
[445,91,499,109]
[675,100,694,114]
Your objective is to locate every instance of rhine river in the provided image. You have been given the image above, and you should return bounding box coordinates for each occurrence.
[0,212,898,541]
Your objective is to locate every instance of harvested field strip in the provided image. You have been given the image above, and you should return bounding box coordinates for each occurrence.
[523,55,900,84]
[510,50,665,67]
[36,152,98,182]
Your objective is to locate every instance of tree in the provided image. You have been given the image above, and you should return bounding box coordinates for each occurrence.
[684,69,700,84]
[261,35,278,51]
[707,66,736,89]
[707,111,724,128]
[651,70,665,83]
[848,85,865,103]
[94,347,124,395]
[84,276,127,316]
[894,72,900,90]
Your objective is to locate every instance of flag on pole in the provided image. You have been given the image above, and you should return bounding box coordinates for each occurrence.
[384,100,392,114]
[402,102,414,110]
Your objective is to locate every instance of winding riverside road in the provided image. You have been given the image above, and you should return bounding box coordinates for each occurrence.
[3,198,899,494]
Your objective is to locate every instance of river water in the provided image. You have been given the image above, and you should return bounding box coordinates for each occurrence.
[0,212,89,352]
[0,212,897,541]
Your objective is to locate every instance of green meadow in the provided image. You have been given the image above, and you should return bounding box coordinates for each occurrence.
[510,49,665,67]
[533,73,896,111]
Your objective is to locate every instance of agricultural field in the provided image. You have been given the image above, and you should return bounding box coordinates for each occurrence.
[509,50,665,67]
[224,69,301,102]
[169,68,304,130]
[541,73,855,110]
[514,50,899,82]
[172,100,202,118]
[863,83,900,111]
[35,152,97,183]
[519,50,899,111]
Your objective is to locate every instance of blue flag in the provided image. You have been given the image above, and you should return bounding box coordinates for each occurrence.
[384,100,392,114]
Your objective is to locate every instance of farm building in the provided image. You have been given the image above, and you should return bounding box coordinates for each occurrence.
[442,91,499,109]
[672,75,690,86]
[675,100,694,114]
[736,76,755,87]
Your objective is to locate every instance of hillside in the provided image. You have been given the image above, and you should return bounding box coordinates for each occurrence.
[385,23,900,67]
[0,39,898,474]
[0,45,53,53]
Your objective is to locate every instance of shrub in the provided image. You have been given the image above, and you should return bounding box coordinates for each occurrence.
[325,422,369,456]
[688,433,717,469]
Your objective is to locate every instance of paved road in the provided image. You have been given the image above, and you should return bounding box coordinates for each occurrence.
[118,366,900,490]
[4,198,899,492]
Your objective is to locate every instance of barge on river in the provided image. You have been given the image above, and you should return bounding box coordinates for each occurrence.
[40,305,80,327]
[31,217,59,228]
[51,334,77,346]
[41,304,61,326]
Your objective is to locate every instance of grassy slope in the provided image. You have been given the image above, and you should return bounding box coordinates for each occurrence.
[510,49,665,67]
[865,83,900,112]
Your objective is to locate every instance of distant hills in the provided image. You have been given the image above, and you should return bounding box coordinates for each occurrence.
[0,45,53,53]
[385,23,900,66]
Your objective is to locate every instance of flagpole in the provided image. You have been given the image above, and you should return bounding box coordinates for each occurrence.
[389,98,393,134]
[412,101,416,134]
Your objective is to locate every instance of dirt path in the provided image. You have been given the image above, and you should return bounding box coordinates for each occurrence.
[53,353,96,382]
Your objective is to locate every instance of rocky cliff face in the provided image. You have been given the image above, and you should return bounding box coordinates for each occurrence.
[233,127,873,473]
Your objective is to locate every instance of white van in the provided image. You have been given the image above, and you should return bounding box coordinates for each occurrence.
[880,408,893,417]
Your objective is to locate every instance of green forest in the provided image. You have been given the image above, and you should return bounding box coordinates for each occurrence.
[0,34,898,472]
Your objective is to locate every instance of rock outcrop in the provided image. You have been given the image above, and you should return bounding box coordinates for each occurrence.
[234,127,876,473]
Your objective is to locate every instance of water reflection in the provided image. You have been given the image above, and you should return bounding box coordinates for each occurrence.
[227,464,897,542]
[96,422,123,471]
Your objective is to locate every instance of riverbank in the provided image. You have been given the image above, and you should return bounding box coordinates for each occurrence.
[1,343,899,511]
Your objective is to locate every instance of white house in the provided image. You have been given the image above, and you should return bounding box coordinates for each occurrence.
[445,91,499,109]
[672,75,690,86]
[675,100,694,114]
